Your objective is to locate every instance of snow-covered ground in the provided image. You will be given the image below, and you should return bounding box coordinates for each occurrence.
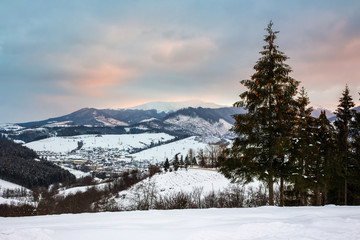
[131,136,209,162]
[0,179,31,205]
[25,133,175,153]
[0,179,24,193]
[115,168,260,209]
[1,206,359,240]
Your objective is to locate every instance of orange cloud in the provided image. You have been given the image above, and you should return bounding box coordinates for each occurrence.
[59,63,135,97]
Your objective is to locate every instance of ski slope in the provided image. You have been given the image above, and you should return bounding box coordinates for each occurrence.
[1,206,359,240]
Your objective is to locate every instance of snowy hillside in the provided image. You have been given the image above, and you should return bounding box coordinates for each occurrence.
[114,168,261,210]
[165,115,233,138]
[0,178,30,205]
[1,206,359,240]
[25,133,175,153]
[131,136,211,162]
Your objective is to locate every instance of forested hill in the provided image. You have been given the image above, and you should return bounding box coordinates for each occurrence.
[0,140,75,189]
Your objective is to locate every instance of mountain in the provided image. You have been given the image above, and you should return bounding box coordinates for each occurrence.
[19,108,166,128]
[310,106,335,119]
[129,100,226,113]
[3,105,244,143]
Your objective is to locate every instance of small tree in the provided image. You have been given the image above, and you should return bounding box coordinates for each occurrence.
[164,158,170,172]
[173,154,180,171]
[334,85,355,205]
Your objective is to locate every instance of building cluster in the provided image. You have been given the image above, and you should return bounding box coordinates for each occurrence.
[37,147,156,177]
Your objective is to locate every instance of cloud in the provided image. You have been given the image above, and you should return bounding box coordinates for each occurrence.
[56,63,135,97]
[151,37,217,67]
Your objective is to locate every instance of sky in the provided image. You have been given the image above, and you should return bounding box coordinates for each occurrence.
[0,0,360,123]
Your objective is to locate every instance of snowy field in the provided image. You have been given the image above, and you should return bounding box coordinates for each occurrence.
[1,206,359,240]
[24,133,175,153]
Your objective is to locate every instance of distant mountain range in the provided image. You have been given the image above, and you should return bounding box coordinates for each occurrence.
[0,101,244,143]
[1,100,357,144]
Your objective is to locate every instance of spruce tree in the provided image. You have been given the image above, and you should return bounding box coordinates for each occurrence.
[173,154,180,171]
[164,158,170,172]
[220,21,299,205]
[349,93,360,204]
[288,87,315,206]
[334,85,355,205]
[314,111,336,205]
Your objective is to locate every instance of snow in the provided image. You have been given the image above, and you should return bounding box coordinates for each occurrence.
[25,133,175,153]
[0,179,25,193]
[1,206,359,240]
[165,115,232,137]
[94,115,129,127]
[58,182,108,196]
[59,167,91,179]
[0,123,24,131]
[129,100,225,113]
[115,168,261,209]
[131,136,209,162]
[0,179,31,205]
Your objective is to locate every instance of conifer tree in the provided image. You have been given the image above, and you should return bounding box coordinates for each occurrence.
[220,21,299,205]
[173,154,180,171]
[334,85,355,205]
[314,111,336,205]
[288,87,315,205]
[349,93,360,204]
[164,158,170,172]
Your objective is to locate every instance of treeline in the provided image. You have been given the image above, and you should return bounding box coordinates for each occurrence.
[220,21,360,206]
[0,139,76,189]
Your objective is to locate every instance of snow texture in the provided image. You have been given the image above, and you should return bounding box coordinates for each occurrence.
[131,136,209,162]
[0,206,359,240]
[25,133,175,153]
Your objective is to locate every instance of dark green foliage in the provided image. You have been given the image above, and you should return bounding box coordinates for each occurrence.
[173,154,180,171]
[220,21,299,205]
[0,140,76,189]
[164,158,170,172]
[333,85,355,205]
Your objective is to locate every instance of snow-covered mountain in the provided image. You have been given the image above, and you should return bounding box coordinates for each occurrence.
[2,105,244,143]
[129,100,226,113]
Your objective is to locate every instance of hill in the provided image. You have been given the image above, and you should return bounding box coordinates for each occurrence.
[0,140,75,189]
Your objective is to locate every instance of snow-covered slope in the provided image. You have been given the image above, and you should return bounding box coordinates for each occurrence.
[25,133,175,153]
[131,136,211,162]
[165,115,233,138]
[129,100,226,113]
[1,206,359,240]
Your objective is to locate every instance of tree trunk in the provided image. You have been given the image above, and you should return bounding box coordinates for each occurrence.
[269,176,274,206]
[280,176,284,206]
[315,184,321,206]
[323,183,328,205]
[344,178,348,205]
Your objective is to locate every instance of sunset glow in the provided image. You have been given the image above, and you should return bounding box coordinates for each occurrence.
[0,0,359,122]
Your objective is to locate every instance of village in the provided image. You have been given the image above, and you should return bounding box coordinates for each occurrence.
[36,147,155,178]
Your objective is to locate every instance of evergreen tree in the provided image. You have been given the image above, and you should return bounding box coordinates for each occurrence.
[349,93,360,204]
[314,111,336,205]
[220,21,299,205]
[287,87,315,206]
[173,154,180,171]
[164,158,170,172]
[180,155,184,166]
[334,85,355,205]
